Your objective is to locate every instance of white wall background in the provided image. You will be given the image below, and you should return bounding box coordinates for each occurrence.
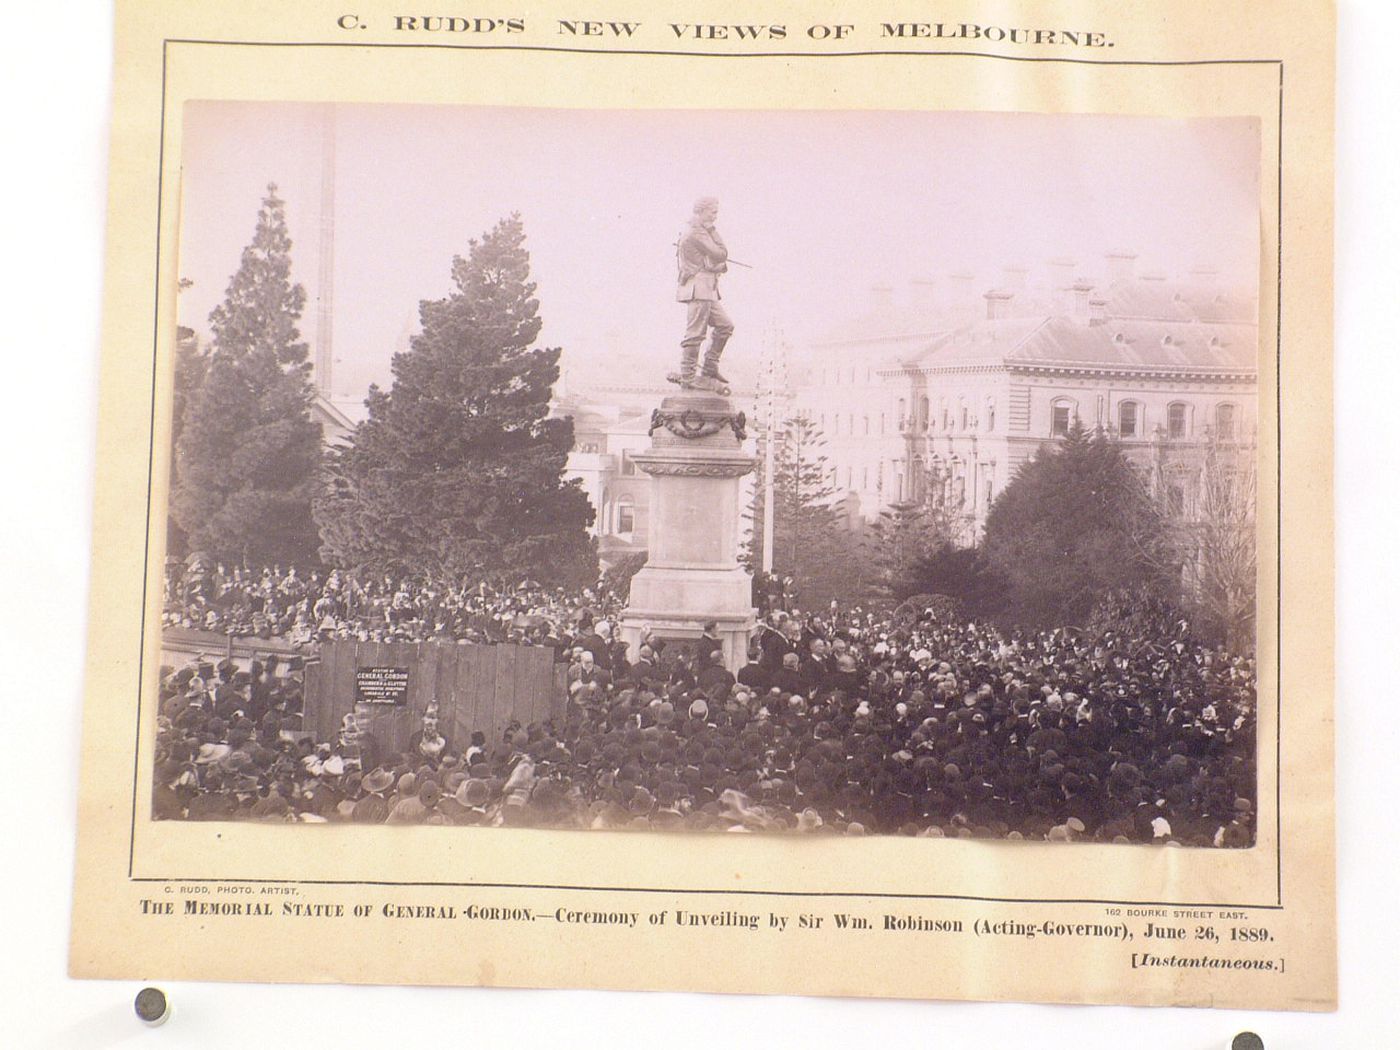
[1,3,1395,1046]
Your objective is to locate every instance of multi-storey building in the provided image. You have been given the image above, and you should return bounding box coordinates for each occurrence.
[793,257,1258,538]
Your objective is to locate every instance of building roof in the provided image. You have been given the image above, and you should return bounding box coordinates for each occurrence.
[311,394,358,431]
[809,274,1257,367]
[899,316,1258,374]
[1099,278,1256,324]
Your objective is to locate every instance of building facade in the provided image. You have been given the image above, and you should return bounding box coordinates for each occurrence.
[793,258,1258,539]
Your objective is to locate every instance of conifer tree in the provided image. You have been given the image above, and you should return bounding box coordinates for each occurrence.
[747,414,862,604]
[171,184,324,565]
[982,421,1172,626]
[315,214,597,586]
[864,461,963,599]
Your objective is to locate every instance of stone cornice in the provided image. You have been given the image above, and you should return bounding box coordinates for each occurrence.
[633,457,756,478]
[877,360,1257,382]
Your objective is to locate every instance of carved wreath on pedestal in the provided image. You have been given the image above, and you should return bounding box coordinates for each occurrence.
[649,406,747,441]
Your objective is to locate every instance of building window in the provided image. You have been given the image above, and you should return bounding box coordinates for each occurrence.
[863,415,870,435]
[1118,401,1139,438]
[918,396,929,430]
[961,404,969,430]
[1051,400,1074,436]
[616,498,635,535]
[1216,403,1237,440]
[880,412,886,434]
[896,400,906,429]
[862,466,869,489]
[1168,402,1187,439]
[987,402,995,432]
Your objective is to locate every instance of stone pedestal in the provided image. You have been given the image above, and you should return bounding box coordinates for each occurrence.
[619,391,757,671]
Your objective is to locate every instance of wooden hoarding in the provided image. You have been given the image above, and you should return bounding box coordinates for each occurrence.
[303,641,566,753]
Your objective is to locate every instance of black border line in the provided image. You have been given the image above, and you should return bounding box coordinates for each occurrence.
[129,39,170,880]
[129,38,1286,913]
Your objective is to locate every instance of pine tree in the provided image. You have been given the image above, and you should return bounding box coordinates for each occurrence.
[314,214,597,587]
[747,414,862,605]
[863,461,963,599]
[982,421,1172,627]
[171,184,324,565]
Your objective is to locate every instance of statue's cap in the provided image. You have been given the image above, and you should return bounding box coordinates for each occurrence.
[692,196,719,213]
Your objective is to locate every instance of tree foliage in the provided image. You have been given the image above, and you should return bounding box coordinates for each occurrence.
[314,214,597,587]
[166,322,206,559]
[747,414,866,605]
[864,461,964,600]
[171,185,324,565]
[601,552,648,600]
[901,543,1008,620]
[982,422,1176,628]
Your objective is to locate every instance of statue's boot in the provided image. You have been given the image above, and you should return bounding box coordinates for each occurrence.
[701,335,731,384]
[667,345,700,388]
[690,374,730,395]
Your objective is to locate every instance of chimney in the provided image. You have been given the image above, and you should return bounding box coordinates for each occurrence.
[1088,296,1108,326]
[1189,263,1219,285]
[984,289,1015,321]
[1105,251,1137,282]
[908,277,939,318]
[1071,279,1095,324]
[869,283,894,315]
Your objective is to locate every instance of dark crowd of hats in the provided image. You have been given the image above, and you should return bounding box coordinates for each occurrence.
[164,558,620,646]
[155,564,1257,846]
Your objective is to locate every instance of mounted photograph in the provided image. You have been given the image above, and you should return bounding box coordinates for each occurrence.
[155,102,1260,846]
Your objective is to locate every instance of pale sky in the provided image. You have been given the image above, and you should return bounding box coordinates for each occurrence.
[178,102,1260,402]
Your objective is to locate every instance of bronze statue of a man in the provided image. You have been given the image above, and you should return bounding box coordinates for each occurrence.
[671,196,734,394]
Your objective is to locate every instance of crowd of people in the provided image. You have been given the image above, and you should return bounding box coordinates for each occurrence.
[163,557,620,648]
[155,560,1257,847]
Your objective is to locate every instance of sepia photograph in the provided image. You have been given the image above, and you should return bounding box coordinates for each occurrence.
[155,102,1261,846]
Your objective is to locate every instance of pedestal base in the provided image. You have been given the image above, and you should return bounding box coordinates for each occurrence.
[620,390,758,672]
[620,565,756,670]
